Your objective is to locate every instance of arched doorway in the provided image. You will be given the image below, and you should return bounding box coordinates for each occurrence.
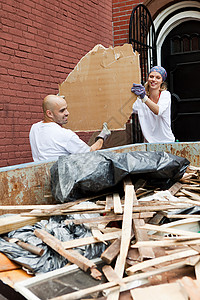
[161,20,200,142]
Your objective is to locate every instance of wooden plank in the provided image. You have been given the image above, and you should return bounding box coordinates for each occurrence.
[126,248,199,275]
[65,214,123,225]
[101,238,121,264]
[106,178,135,300]
[102,265,124,286]
[166,214,200,219]
[0,215,45,235]
[91,228,108,245]
[140,224,200,238]
[64,212,155,225]
[62,230,121,249]
[168,182,183,195]
[133,218,155,260]
[22,208,106,217]
[148,212,164,224]
[113,193,122,214]
[105,195,114,212]
[131,177,155,260]
[115,179,135,277]
[183,185,200,192]
[3,237,44,256]
[34,229,102,280]
[181,189,200,201]
[21,204,191,217]
[0,205,55,212]
[131,238,200,248]
[49,261,189,300]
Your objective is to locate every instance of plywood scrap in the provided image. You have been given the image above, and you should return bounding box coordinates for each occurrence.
[59,43,140,131]
[34,229,102,280]
[0,253,21,272]
[130,281,188,300]
[179,276,200,300]
[195,261,200,280]
[0,269,33,288]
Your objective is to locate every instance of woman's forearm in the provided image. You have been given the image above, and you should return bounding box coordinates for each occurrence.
[144,97,159,115]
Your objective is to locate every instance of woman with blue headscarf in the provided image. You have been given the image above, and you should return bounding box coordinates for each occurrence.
[131,66,175,143]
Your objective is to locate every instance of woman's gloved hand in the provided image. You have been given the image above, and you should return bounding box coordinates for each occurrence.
[131,83,146,98]
[131,83,148,103]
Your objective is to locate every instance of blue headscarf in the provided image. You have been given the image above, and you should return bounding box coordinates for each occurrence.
[149,66,167,82]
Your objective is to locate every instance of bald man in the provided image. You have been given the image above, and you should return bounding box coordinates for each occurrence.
[29,95,111,162]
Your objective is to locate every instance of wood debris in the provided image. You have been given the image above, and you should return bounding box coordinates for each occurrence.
[1,165,200,299]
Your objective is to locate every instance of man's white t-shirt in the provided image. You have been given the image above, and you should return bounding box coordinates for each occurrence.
[29,122,90,162]
[132,90,175,143]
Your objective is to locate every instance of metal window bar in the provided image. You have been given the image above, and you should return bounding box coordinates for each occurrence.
[129,4,157,143]
[129,4,157,84]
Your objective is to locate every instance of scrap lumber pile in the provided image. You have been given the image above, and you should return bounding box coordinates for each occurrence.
[1,165,200,299]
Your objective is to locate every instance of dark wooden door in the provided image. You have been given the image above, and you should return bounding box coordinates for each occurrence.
[162,20,200,142]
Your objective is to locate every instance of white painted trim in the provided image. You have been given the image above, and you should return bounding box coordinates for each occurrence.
[154,1,200,64]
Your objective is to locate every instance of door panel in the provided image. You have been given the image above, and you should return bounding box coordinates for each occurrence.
[162,20,200,142]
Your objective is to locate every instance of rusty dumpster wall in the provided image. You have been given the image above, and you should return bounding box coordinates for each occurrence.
[0,142,199,208]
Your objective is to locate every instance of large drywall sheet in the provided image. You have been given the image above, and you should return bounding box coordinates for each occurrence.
[59,44,140,131]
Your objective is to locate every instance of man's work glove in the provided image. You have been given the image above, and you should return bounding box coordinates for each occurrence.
[95,122,111,141]
[131,83,148,103]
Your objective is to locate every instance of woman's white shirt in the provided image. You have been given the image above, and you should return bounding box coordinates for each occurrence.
[132,90,175,143]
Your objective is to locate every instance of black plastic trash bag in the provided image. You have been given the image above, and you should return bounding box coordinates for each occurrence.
[50,151,189,203]
[0,214,106,274]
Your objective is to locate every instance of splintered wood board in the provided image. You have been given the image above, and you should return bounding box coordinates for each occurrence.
[0,215,44,234]
[59,44,140,131]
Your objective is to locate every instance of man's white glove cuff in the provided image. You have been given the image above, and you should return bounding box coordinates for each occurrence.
[141,95,148,103]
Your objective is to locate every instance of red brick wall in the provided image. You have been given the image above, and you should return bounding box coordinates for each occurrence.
[112,0,142,46]
[0,0,113,167]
